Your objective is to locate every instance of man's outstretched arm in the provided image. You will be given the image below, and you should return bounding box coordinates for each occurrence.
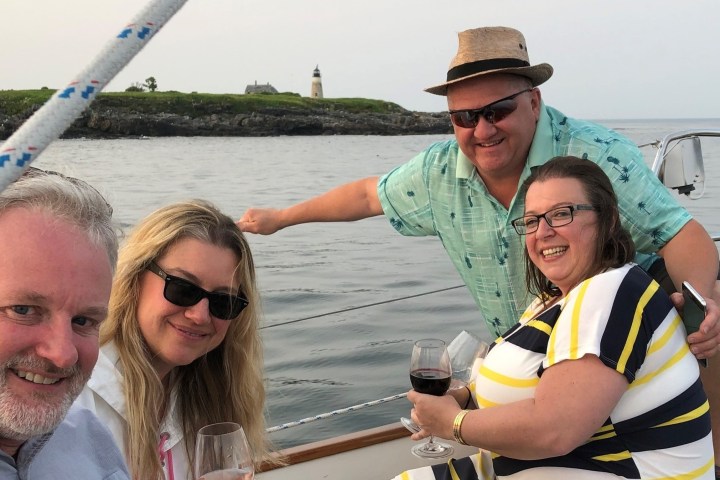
[237,176,382,234]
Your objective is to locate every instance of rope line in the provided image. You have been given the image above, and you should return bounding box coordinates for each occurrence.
[0,0,190,189]
[266,392,408,433]
[260,284,465,329]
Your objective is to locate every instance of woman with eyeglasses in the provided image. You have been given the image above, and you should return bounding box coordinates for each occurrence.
[75,200,274,480]
[400,156,713,479]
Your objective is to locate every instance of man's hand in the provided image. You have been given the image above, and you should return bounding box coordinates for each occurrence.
[672,291,720,359]
[237,208,284,235]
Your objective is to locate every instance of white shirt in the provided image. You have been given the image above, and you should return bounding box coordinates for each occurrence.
[74,343,190,480]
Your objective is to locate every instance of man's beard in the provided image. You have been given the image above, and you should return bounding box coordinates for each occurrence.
[0,355,89,441]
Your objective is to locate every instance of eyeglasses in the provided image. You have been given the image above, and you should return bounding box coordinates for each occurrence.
[147,262,248,320]
[448,88,533,128]
[511,204,597,235]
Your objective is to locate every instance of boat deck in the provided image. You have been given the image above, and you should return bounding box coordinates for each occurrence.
[257,422,480,480]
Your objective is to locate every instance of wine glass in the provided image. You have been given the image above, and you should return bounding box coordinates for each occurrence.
[195,422,254,480]
[401,331,488,434]
[408,338,454,458]
[447,330,489,390]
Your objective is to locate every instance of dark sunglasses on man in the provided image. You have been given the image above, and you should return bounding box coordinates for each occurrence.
[147,262,248,320]
[448,88,533,129]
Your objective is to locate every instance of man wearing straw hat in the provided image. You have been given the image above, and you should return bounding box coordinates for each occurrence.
[238,26,720,469]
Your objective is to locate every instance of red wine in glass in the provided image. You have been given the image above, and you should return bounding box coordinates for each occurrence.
[410,368,451,396]
[407,339,454,458]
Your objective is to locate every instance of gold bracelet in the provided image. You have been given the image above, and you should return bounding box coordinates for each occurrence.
[453,409,470,445]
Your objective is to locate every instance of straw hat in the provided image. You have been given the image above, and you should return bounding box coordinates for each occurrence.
[425,27,553,96]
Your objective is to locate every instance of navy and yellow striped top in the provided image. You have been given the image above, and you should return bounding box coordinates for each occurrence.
[474,264,714,479]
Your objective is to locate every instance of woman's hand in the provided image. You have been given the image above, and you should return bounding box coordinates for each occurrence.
[406,389,462,441]
[447,384,475,409]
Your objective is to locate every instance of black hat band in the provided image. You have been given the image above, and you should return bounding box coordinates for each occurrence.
[446,58,530,82]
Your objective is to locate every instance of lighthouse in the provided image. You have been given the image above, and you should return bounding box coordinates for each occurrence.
[311,65,324,99]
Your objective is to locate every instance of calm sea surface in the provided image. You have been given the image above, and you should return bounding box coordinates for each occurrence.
[34,118,720,448]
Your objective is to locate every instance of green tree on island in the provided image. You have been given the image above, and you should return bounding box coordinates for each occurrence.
[144,76,158,92]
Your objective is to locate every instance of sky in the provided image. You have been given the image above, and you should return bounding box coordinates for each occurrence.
[2,0,720,119]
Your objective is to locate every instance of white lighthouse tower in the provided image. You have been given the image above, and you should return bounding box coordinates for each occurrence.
[310,65,324,98]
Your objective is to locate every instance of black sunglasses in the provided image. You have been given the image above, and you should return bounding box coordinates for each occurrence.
[448,88,533,129]
[147,262,248,320]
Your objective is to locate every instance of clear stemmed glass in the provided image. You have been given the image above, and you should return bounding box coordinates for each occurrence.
[402,331,489,434]
[195,422,254,480]
[408,338,454,458]
[447,330,489,390]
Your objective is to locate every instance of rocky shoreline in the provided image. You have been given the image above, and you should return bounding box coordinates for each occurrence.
[0,100,453,139]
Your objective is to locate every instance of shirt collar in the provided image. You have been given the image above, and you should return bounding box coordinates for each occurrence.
[88,342,184,450]
[456,149,475,179]
[1,432,53,477]
[87,343,128,419]
[526,100,553,170]
[0,446,16,470]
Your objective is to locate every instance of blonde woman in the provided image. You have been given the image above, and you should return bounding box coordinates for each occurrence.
[75,200,272,480]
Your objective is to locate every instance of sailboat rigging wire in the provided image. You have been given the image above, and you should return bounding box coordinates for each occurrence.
[0,0,190,190]
[260,284,466,329]
[266,392,408,433]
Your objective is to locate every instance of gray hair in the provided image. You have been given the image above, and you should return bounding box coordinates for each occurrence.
[0,169,118,271]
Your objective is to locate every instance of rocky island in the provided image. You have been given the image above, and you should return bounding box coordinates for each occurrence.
[0,90,452,139]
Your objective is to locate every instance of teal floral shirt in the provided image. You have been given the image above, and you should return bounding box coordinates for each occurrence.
[378,103,691,336]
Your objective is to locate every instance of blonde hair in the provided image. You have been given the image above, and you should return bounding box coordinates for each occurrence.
[100,200,271,479]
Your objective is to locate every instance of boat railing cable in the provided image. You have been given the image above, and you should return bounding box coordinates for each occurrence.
[267,392,408,433]
[264,285,465,432]
[260,284,465,329]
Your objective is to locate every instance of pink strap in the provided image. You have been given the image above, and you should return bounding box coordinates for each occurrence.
[157,432,175,480]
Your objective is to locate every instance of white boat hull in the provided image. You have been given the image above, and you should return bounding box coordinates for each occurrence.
[258,422,480,480]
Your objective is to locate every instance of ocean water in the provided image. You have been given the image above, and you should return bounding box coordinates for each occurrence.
[33,118,720,448]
